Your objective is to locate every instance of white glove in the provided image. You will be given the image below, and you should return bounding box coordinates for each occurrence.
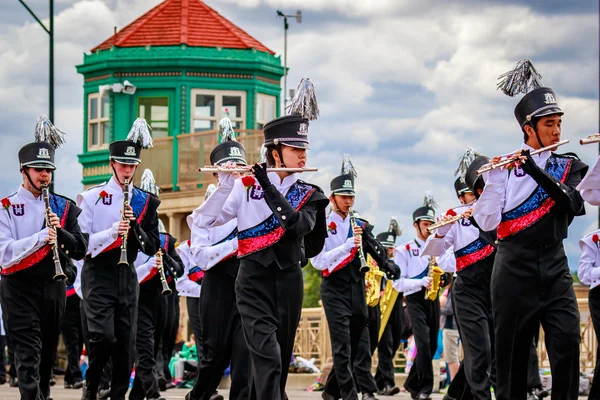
[435,221,453,237]
[110,220,121,239]
[419,276,432,289]
[217,162,237,188]
[37,228,50,245]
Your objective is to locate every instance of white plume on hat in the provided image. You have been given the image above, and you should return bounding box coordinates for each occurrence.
[127,117,153,149]
[34,115,65,148]
[140,169,160,196]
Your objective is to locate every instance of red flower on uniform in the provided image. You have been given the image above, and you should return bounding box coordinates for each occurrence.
[95,190,109,205]
[327,221,337,234]
[593,234,599,247]
[406,244,410,251]
[446,208,457,217]
[242,176,256,201]
[1,198,10,219]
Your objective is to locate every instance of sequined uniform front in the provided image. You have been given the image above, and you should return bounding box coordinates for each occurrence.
[474,145,587,400]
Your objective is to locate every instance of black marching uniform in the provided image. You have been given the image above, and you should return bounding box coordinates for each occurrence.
[130,227,184,400]
[78,138,160,400]
[63,261,85,389]
[0,139,88,400]
[311,169,399,400]
[374,231,403,396]
[423,166,496,400]
[188,134,250,400]
[353,300,381,399]
[192,94,329,400]
[474,70,587,400]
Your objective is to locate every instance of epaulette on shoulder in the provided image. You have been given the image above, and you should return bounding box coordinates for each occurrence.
[133,185,159,199]
[555,152,581,160]
[51,192,77,204]
[83,182,106,193]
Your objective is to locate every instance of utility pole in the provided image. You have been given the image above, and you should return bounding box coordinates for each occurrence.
[276,10,302,110]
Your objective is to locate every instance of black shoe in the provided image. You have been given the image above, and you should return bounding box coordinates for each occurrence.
[418,394,432,400]
[165,382,176,390]
[73,380,84,390]
[65,382,74,389]
[81,386,97,400]
[362,393,379,400]
[49,376,56,387]
[158,376,167,391]
[97,388,111,400]
[534,388,549,399]
[322,392,337,400]
[378,385,400,396]
[526,392,539,400]
[209,392,224,400]
[9,376,18,387]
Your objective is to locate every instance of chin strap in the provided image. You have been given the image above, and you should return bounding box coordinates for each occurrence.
[331,197,348,219]
[22,169,42,193]
[416,220,429,241]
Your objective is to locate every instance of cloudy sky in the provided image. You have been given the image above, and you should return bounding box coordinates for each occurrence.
[1,0,598,269]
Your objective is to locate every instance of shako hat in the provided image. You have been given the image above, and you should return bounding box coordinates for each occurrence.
[413,192,437,223]
[465,156,490,195]
[497,59,563,128]
[331,154,357,196]
[376,217,402,249]
[209,117,247,166]
[19,115,66,170]
[263,78,319,149]
[109,117,153,165]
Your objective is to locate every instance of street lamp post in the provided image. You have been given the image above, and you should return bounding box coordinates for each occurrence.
[276,10,302,110]
[18,0,55,189]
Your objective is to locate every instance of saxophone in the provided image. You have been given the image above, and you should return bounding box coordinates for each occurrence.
[425,256,444,301]
[365,255,386,307]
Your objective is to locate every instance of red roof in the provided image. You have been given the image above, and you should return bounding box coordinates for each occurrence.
[92,0,274,54]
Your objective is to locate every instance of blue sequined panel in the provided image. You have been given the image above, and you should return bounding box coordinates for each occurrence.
[216,228,239,245]
[130,187,149,217]
[410,267,429,280]
[455,238,487,257]
[49,194,67,218]
[502,155,569,222]
[159,233,166,249]
[286,183,313,208]
[238,215,279,240]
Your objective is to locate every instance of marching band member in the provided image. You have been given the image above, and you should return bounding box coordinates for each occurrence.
[578,230,600,398]
[422,151,496,400]
[577,156,600,205]
[129,169,184,400]
[0,116,87,400]
[311,154,399,400]
[393,194,440,400]
[374,221,403,397]
[190,78,329,400]
[63,258,85,390]
[78,118,160,400]
[187,121,249,400]
[473,59,587,400]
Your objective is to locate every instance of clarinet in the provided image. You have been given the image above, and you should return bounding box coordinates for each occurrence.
[117,179,130,266]
[41,184,67,281]
[349,207,370,273]
[156,250,172,296]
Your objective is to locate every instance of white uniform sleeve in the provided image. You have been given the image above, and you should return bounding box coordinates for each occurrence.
[190,215,238,271]
[392,247,424,293]
[578,236,600,285]
[135,254,156,284]
[194,179,242,229]
[437,247,457,274]
[578,157,600,206]
[310,237,356,272]
[76,194,119,257]
[422,225,455,257]
[0,209,49,268]
[473,168,508,231]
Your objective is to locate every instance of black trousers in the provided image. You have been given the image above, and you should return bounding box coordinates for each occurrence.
[353,304,380,395]
[492,241,580,400]
[79,299,112,390]
[190,268,249,400]
[404,290,440,396]
[235,260,303,400]
[453,264,495,400]
[527,333,542,391]
[0,277,65,400]
[375,294,403,390]
[589,287,600,399]
[0,334,5,380]
[82,263,139,400]
[129,286,165,400]
[62,294,83,384]
[321,277,367,400]
[157,291,179,382]
[186,297,202,352]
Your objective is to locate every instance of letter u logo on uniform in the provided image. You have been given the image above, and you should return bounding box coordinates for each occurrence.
[11,204,25,216]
